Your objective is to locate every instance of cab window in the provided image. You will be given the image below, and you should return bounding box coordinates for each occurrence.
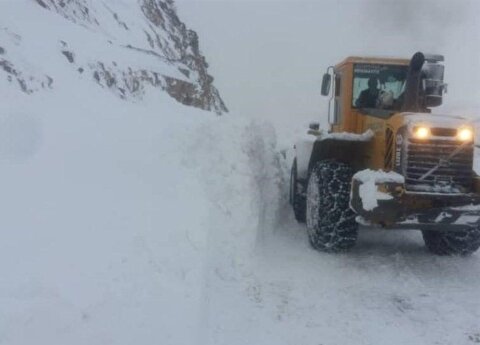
[352,64,407,110]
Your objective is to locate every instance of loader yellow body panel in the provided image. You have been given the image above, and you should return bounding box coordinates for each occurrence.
[329,57,410,171]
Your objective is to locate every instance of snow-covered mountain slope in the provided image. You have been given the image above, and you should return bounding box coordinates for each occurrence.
[0,0,227,114]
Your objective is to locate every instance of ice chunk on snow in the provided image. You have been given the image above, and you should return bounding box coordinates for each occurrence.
[358,178,381,211]
[451,204,480,211]
[354,169,405,184]
[353,169,405,211]
[400,216,419,225]
[435,212,454,223]
[455,214,480,225]
[320,129,374,142]
[355,216,372,226]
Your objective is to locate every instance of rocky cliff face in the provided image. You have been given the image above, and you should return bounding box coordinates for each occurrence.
[0,0,227,114]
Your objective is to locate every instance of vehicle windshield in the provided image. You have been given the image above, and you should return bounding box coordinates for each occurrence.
[352,63,408,111]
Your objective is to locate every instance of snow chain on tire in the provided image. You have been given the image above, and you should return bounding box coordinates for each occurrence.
[306,160,358,252]
[422,229,480,256]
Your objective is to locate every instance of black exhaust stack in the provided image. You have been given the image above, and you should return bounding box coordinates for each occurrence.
[402,52,446,112]
[401,52,425,112]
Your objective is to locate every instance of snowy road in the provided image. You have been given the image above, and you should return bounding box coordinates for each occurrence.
[198,136,480,345]
[202,214,480,345]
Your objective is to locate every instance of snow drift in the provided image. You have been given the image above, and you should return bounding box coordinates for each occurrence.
[0,84,281,344]
[0,1,275,343]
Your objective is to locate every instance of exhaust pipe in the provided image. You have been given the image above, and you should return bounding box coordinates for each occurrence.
[401,52,426,112]
[402,52,446,112]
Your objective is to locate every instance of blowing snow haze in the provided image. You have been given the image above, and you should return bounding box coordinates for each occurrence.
[175,0,480,139]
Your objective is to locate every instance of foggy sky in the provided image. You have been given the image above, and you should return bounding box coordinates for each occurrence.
[175,0,480,131]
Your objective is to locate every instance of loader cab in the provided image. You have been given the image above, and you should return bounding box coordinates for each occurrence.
[322,57,410,134]
[321,55,447,135]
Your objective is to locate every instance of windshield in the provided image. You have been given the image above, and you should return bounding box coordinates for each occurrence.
[352,64,408,111]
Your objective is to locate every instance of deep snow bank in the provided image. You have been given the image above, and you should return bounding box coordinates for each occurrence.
[0,74,281,344]
[0,1,286,343]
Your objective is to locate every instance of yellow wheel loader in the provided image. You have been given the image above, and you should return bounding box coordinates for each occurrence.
[289,52,480,255]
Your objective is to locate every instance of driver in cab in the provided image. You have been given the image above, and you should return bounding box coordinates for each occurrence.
[355,76,380,108]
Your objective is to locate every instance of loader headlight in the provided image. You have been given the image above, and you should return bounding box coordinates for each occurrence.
[457,127,473,142]
[413,126,431,139]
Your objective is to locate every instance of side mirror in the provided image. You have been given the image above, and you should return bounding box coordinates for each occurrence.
[321,73,331,96]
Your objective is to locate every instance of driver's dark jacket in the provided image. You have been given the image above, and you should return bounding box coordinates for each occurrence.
[355,89,379,108]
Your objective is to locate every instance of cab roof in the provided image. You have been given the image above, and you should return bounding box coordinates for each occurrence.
[335,56,410,68]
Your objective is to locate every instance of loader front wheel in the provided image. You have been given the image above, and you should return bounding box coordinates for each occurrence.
[306,160,358,252]
[422,229,480,256]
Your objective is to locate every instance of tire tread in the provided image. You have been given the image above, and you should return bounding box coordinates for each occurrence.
[306,160,358,252]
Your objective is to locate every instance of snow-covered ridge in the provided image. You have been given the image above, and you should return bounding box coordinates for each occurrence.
[0,0,227,114]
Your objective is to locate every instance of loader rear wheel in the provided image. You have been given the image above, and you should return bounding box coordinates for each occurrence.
[290,158,306,223]
[422,229,480,256]
[306,160,358,252]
